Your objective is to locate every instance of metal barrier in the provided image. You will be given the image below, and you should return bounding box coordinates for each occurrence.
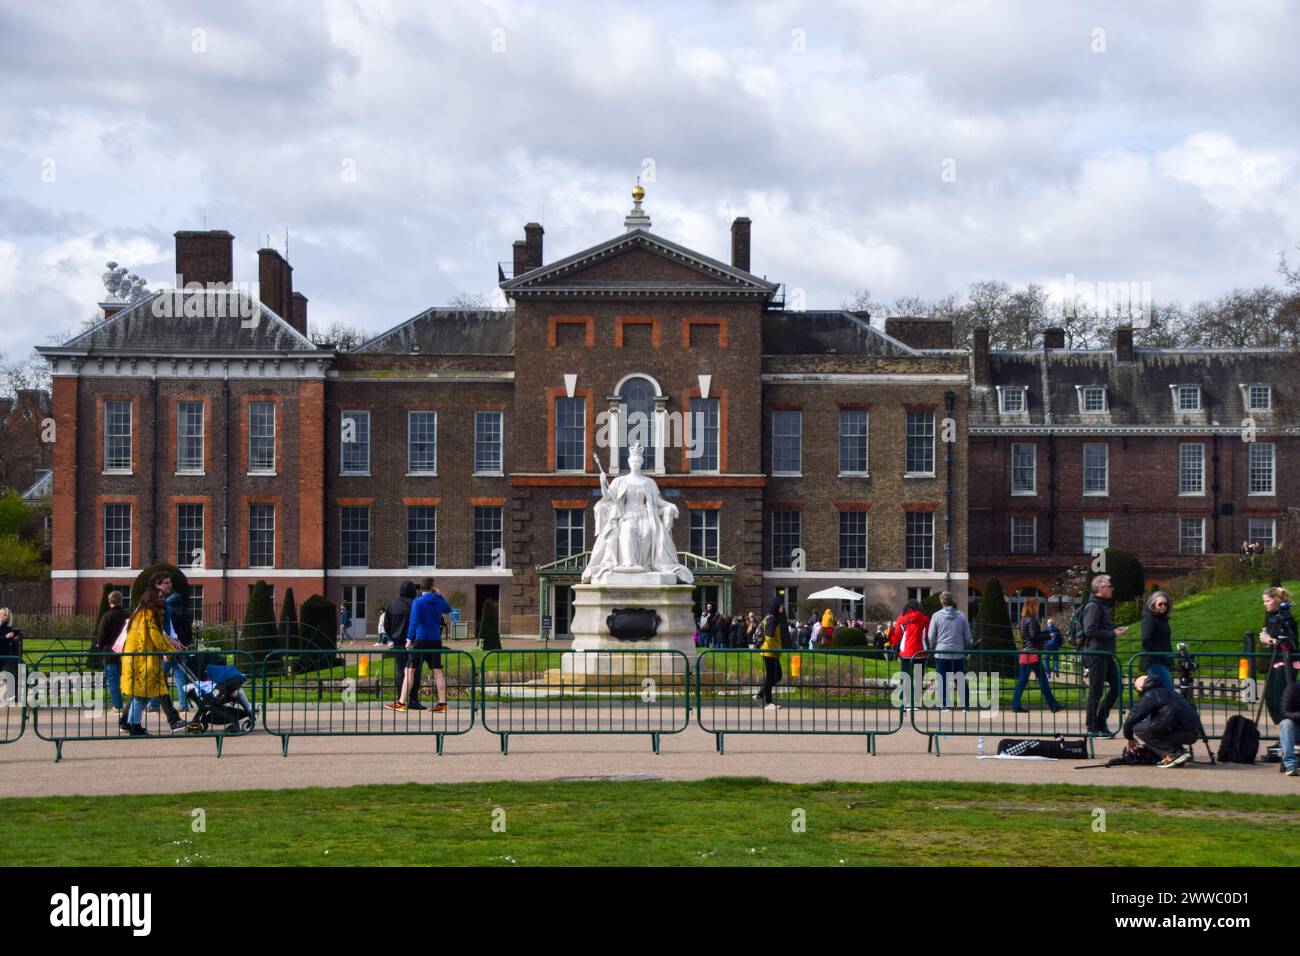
[907,648,1120,756]
[260,647,476,755]
[694,648,903,754]
[1125,650,1285,742]
[0,656,25,744]
[480,649,690,754]
[30,649,259,761]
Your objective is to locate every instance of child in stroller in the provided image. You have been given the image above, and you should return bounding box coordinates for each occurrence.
[176,653,255,734]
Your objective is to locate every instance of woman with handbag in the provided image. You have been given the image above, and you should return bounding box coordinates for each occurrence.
[120,573,187,736]
[1011,597,1061,714]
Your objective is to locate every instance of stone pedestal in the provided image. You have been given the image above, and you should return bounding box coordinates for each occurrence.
[560,574,696,682]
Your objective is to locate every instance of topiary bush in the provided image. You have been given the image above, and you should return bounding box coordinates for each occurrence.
[975,577,1016,676]
[478,599,501,650]
[279,587,300,646]
[241,580,278,660]
[920,592,942,617]
[830,626,868,649]
[296,594,340,671]
[1113,599,1142,627]
[130,563,189,611]
[1086,549,1144,603]
[862,602,894,624]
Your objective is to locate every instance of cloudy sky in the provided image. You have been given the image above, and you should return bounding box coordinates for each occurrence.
[2,0,1298,359]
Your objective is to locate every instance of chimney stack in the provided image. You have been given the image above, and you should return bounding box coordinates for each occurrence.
[1043,327,1066,349]
[512,240,528,278]
[972,327,990,386]
[730,217,751,272]
[258,247,294,325]
[523,223,544,271]
[290,292,309,338]
[1111,325,1135,364]
[174,230,234,288]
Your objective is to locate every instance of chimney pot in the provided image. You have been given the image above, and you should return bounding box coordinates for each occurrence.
[290,292,308,338]
[1111,325,1135,363]
[174,230,234,288]
[1043,327,1066,349]
[512,240,528,278]
[730,217,751,272]
[523,223,544,271]
[972,327,991,386]
[258,248,294,327]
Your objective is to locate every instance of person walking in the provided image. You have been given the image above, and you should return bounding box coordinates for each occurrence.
[892,600,931,679]
[121,573,186,735]
[383,581,417,699]
[924,592,972,710]
[374,608,389,647]
[387,577,452,713]
[1010,597,1061,714]
[1278,679,1300,776]
[0,608,22,706]
[820,606,835,646]
[92,592,128,724]
[1082,575,1128,735]
[1041,619,1063,676]
[745,612,760,648]
[754,599,787,710]
[698,603,719,649]
[164,591,193,713]
[338,604,352,643]
[1140,590,1174,691]
[1122,673,1201,767]
[1260,586,1298,687]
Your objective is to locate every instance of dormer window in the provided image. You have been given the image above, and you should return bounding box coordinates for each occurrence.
[997,386,1028,415]
[1077,385,1108,414]
[1243,384,1272,412]
[1173,384,1201,412]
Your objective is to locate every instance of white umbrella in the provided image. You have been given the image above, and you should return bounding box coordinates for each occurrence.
[807,586,864,602]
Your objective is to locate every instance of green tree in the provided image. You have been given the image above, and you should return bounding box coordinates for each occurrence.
[478,599,501,650]
[297,594,339,671]
[279,587,300,645]
[1086,549,1145,603]
[976,577,1016,676]
[0,491,32,537]
[241,581,277,660]
[0,534,44,580]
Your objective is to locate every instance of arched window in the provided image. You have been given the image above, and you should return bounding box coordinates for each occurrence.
[618,376,657,470]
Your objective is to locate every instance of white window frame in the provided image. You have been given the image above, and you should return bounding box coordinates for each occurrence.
[904,410,936,478]
[340,409,371,477]
[1243,384,1272,412]
[838,409,869,476]
[407,410,438,476]
[1010,516,1036,554]
[406,505,438,569]
[248,401,276,476]
[339,505,370,569]
[103,400,132,474]
[1248,517,1276,550]
[1077,385,1108,414]
[474,411,504,476]
[838,510,869,571]
[997,386,1028,415]
[690,508,720,561]
[1248,443,1275,496]
[1010,442,1036,495]
[904,511,934,571]
[1178,442,1205,496]
[248,503,276,568]
[771,410,802,476]
[1082,517,1110,553]
[1178,517,1206,555]
[1082,443,1109,496]
[1172,384,1201,412]
[103,502,132,569]
[554,397,586,474]
[176,400,205,475]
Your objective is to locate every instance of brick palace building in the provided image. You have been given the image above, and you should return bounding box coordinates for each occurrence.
[35,189,1295,636]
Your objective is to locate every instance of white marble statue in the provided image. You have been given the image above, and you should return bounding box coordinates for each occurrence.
[582,442,693,584]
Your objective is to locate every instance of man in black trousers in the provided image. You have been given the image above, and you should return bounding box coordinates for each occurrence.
[1081,574,1128,735]
[1122,673,1201,767]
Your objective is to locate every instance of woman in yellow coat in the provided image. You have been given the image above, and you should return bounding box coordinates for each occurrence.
[121,576,185,735]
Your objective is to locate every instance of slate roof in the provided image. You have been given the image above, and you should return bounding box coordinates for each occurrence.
[352,308,515,355]
[973,348,1300,432]
[762,310,920,356]
[44,291,318,354]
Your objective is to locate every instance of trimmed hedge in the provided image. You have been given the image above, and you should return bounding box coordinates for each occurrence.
[976,577,1016,676]
[130,563,189,611]
[279,588,300,646]
[829,626,868,648]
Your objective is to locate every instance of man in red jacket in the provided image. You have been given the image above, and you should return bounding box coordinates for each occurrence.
[892,600,931,678]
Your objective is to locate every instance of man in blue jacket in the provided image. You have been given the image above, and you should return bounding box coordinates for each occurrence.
[386,577,452,713]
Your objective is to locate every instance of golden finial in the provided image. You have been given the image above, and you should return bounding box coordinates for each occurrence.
[632,182,645,203]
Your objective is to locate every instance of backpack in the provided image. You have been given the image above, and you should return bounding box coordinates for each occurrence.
[1216,715,1260,764]
[1067,606,1088,648]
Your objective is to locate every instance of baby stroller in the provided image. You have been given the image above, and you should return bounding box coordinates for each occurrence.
[176,653,256,734]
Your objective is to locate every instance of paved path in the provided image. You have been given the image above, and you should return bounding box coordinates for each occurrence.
[2,722,1296,798]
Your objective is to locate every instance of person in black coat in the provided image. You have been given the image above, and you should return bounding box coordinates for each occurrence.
[1278,680,1299,776]
[0,608,21,705]
[1260,587,1297,687]
[93,592,129,719]
[385,581,418,699]
[1122,672,1201,767]
[1140,590,1174,691]
[1081,575,1130,734]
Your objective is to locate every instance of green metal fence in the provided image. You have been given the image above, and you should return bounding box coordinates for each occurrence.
[694,648,903,754]
[30,649,258,761]
[906,648,1119,756]
[1,656,24,744]
[1125,650,1285,742]
[480,649,691,754]
[260,647,475,756]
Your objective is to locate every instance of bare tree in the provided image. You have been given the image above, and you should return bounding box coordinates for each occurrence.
[447,291,490,309]
[308,320,370,352]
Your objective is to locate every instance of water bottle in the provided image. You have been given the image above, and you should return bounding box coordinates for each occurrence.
[977,735,985,757]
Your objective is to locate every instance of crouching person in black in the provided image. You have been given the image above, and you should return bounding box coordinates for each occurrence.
[1122,673,1201,768]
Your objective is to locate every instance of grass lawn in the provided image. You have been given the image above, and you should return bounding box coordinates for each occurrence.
[0,779,1295,867]
[1164,579,1298,649]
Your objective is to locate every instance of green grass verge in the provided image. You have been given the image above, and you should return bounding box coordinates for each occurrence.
[0,779,1295,866]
